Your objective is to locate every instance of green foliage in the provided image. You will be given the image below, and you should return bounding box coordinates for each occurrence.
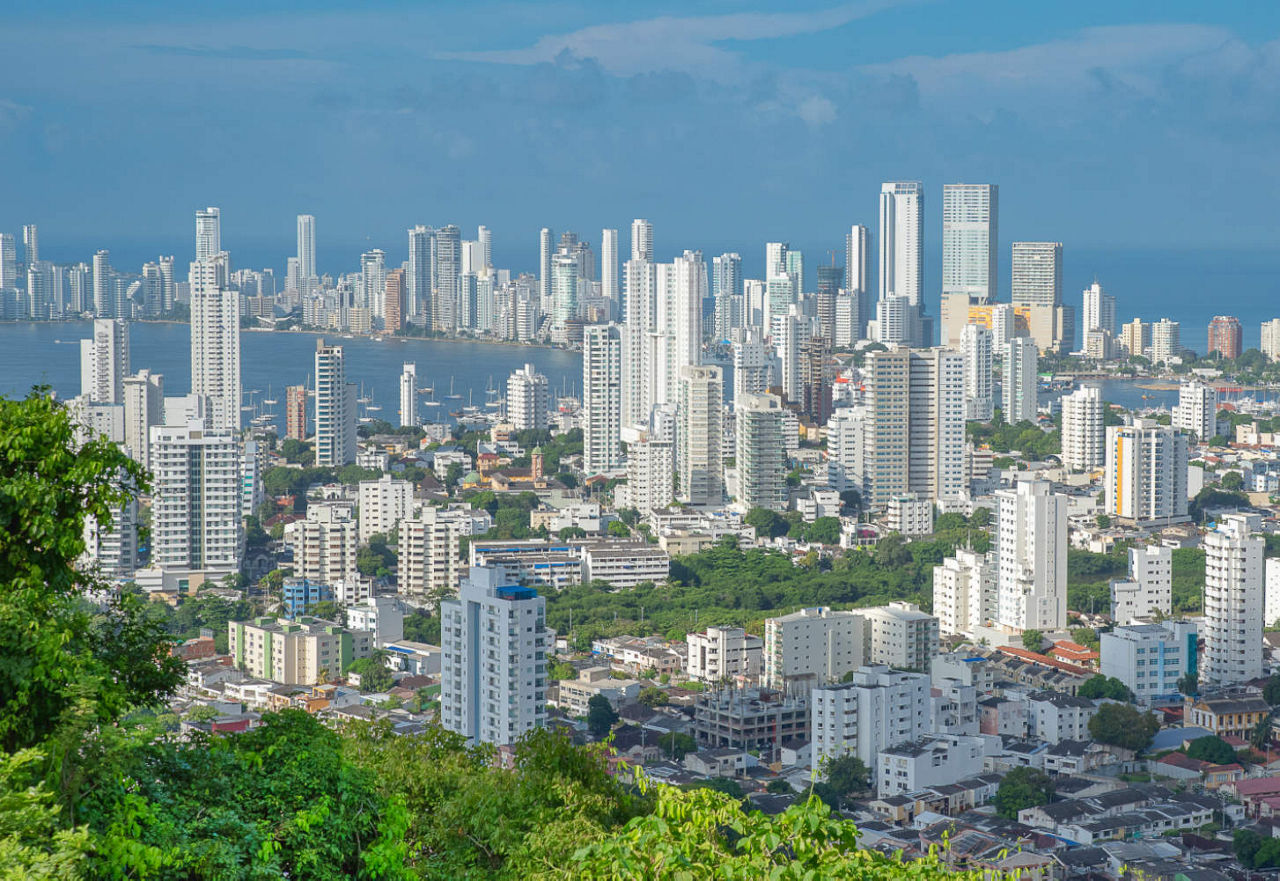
[765,778,793,795]
[1189,486,1250,522]
[309,600,342,624]
[1252,716,1273,751]
[1070,627,1100,651]
[401,611,440,646]
[656,732,696,760]
[744,507,789,539]
[1021,630,1044,652]
[994,767,1054,819]
[1220,471,1245,492]
[346,657,394,693]
[1077,675,1133,701]
[0,748,92,877]
[1264,674,1280,706]
[547,661,577,681]
[279,438,313,465]
[967,419,1060,459]
[1178,672,1199,698]
[358,533,397,578]
[0,391,183,754]
[338,464,385,486]
[803,516,841,545]
[1186,736,1236,765]
[1234,828,1280,869]
[606,519,630,538]
[1088,702,1159,752]
[823,754,870,798]
[637,686,668,707]
[1095,514,1111,529]
[586,695,619,738]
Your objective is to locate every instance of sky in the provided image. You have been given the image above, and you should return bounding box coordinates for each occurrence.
[4,0,1280,278]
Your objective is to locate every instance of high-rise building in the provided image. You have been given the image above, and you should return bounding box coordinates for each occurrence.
[621,406,675,512]
[357,473,413,543]
[121,369,163,469]
[80,318,130,404]
[399,362,418,428]
[1011,242,1063,307]
[1207,315,1242,360]
[360,249,386,318]
[825,405,864,494]
[630,218,653,262]
[712,252,743,342]
[1120,318,1150,359]
[677,365,723,506]
[189,255,241,431]
[878,181,923,307]
[538,227,553,312]
[92,249,113,317]
[407,225,433,321]
[384,268,404,334]
[764,607,866,691]
[1262,319,1280,361]
[477,225,492,270]
[1202,514,1264,686]
[1151,318,1181,365]
[942,183,997,303]
[810,666,931,769]
[731,327,770,405]
[296,214,316,292]
[996,479,1067,632]
[195,207,221,261]
[288,503,358,586]
[314,339,356,467]
[1061,385,1104,471]
[433,225,461,334]
[1002,336,1038,423]
[933,549,997,637]
[0,233,15,291]
[845,224,870,341]
[1104,419,1190,524]
[858,348,965,508]
[861,602,939,672]
[1111,545,1173,625]
[1172,381,1219,441]
[960,323,994,422]
[1081,282,1117,337]
[550,249,579,331]
[285,385,308,441]
[735,392,785,512]
[440,566,548,746]
[601,228,619,302]
[149,419,243,577]
[21,223,38,266]
[582,324,623,474]
[1100,620,1197,705]
[506,363,549,431]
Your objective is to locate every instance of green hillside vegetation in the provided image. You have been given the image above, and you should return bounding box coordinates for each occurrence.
[1066,545,1205,614]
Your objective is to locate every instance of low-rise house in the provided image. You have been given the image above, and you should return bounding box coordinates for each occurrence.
[1184,695,1271,739]
[1024,691,1096,744]
[683,748,758,778]
[552,667,641,716]
[1042,740,1112,776]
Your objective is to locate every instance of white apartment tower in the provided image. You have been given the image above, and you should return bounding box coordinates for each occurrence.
[399,362,419,428]
[942,184,998,303]
[582,324,623,473]
[960,323,994,422]
[407,225,432,320]
[878,181,923,307]
[764,607,866,691]
[810,666,931,769]
[825,405,864,495]
[1172,382,1219,441]
[121,369,164,470]
[1104,420,1190,525]
[630,218,653,262]
[194,207,221,261]
[538,228,553,311]
[1202,514,1264,686]
[1082,282,1117,337]
[507,363,549,431]
[441,567,548,746]
[288,504,358,586]
[735,392,786,512]
[601,228,619,302]
[1010,242,1063,307]
[1003,336,1038,423]
[677,365,724,506]
[1061,386,1104,471]
[622,405,676,513]
[149,420,243,577]
[1152,319,1181,365]
[996,479,1067,631]
[189,250,241,431]
[357,474,413,543]
[1111,544,1173,625]
[933,549,997,637]
[1262,318,1280,361]
[80,318,130,404]
[314,339,357,467]
[296,214,316,291]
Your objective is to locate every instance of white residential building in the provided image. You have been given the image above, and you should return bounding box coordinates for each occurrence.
[961,323,994,421]
[861,602,939,672]
[582,324,623,473]
[878,734,989,797]
[677,365,723,506]
[686,626,763,684]
[878,181,923,307]
[314,339,357,467]
[735,392,785,512]
[287,503,358,587]
[507,363,549,431]
[1266,558,1280,628]
[1111,544,1174,624]
[440,567,549,746]
[1151,319,1181,365]
[399,362,419,428]
[825,405,864,495]
[398,506,491,600]
[811,666,931,769]
[149,420,243,578]
[1104,420,1189,524]
[621,405,676,513]
[121,369,164,469]
[1262,318,1280,361]
[1081,282,1117,337]
[942,183,998,305]
[357,474,413,543]
[1100,620,1197,704]
[886,492,933,536]
[1202,513,1264,686]
[1172,382,1219,441]
[764,607,866,691]
[1061,386,1104,471]
[996,479,1067,632]
[345,596,405,648]
[1003,336,1038,423]
[229,616,372,687]
[80,318,130,403]
[1024,692,1096,744]
[933,549,997,637]
[189,253,241,431]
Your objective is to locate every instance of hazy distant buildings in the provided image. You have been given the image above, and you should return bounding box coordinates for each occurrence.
[942,183,997,303]
[1081,282,1117,338]
[285,385,308,441]
[80,318,130,404]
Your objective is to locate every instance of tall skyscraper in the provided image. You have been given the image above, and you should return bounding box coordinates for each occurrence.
[407,225,433,321]
[92,250,112,317]
[731,327,770,405]
[1011,242,1063,306]
[582,324,622,474]
[878,182,923,307]
[314,339,356,467]
[621,406,676,512]
[399,362,419,429]
[550,249,579,332]
[1172,381,1219,441]
[433,225,461,334]
[1207,315,1242,360]
[677,365,723,506]
[942,184,998,303]
[157,256,175,313]
[149,419,243,577]
[1081,282,1117,336]
[477,225,492,269]
[0,234,15,290]
[360,249,386,318]
[1262,318,1280,361]
[1104,419,1189,524]
[712,252,743,342]
[1061,385,1104,472]
[190,254,241,431]
[845,224,869,296]
[601,228,619,302]
[384,268,404,334]
[996,479,1067,632]
[538,227,553,311]
[1202,514,1264,686]
[1152,319,1181,365]
[21,224,38,266]
[506,364,549,431]
[195,207,221,261]
[1002,337,1038,423]
[285,385,308,441]
[440,566,548,746]
[80,318,130,404]
[122,369,164,470]
[735,392,785,512]
[296,214,316,291]
[960,323,994,422]
[630,218,653,262]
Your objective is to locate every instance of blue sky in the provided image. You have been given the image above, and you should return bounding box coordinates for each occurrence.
[4,1,1280,275]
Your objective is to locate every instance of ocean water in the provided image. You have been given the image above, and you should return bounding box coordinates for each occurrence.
[0,321,582,434]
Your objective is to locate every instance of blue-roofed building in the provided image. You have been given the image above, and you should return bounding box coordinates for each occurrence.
[282,577,334,619]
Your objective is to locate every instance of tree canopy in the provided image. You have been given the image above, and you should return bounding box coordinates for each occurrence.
[993,767,1054,819]
[1088,703,1160,752]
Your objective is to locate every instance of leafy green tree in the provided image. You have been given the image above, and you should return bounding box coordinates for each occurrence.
[744,507,789,539]
[1265,674,1280,705]
[0,749,92,876]
[309,600,342,623]
[0,391,184,754]
[1095,514,1112,528]
[559,526,588,541]
[357,532,397,577]
[803,517,841,545]
[607,519,630,538]
[586,694,619,738]
[637,686,668,707]
[874,533,912,568]
[1021,629,1044,652]
[1186,735,1237,765]
[337,464,384,486]
[993,767,1054,819]
[823,754,870,798]
[1178,671,1199,698]
[346,657,394,692]
[1077,675,1133,701]
[1088,702,1159,752]
[766,778,793,795]
[657,732,696,760]
[402,611,441,645]
[1252,716,1273,751]
[548,661,577,681]
[1220,471,1245,492]
[689,777,744,800]
[1070,627,1101,651]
